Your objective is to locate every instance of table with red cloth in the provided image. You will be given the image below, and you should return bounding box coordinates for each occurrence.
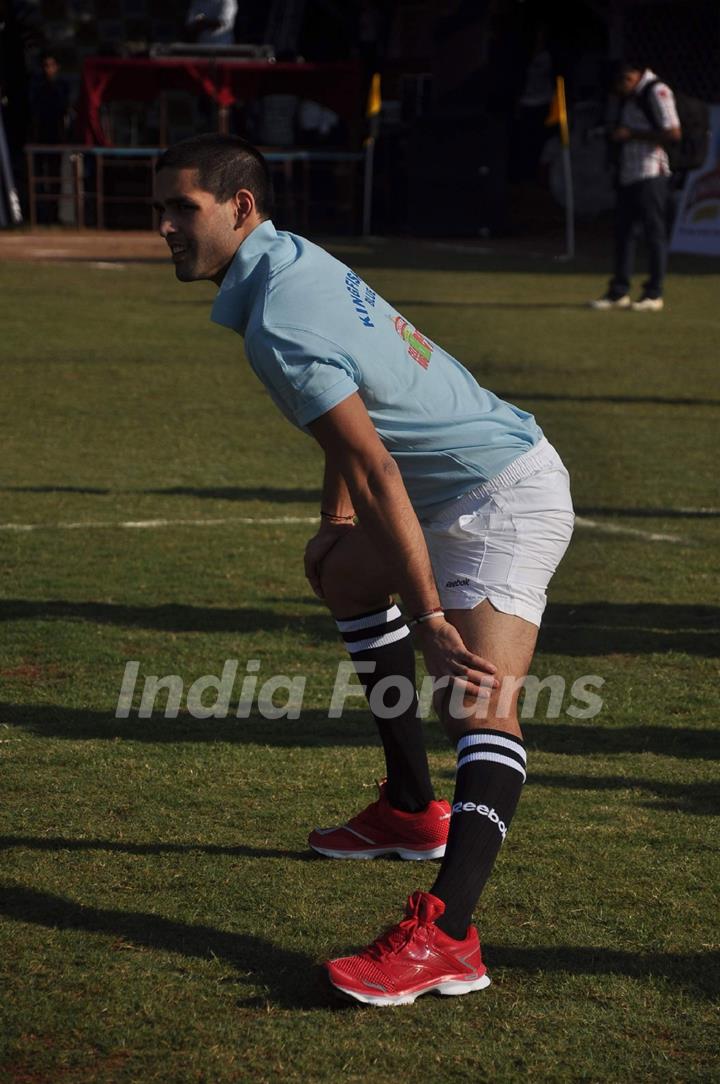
[77,57,364,146]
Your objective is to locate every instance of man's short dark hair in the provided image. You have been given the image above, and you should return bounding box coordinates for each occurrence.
[611,58,645,79]
[155,133,274,217]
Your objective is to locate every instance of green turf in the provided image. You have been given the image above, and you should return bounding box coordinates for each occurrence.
[0,240,718,1083]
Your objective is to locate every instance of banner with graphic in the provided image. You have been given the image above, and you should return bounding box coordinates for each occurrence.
[670,104,720,255]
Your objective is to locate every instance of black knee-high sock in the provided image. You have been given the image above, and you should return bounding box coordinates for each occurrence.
[336,603,435,813]
[431,729,526,939]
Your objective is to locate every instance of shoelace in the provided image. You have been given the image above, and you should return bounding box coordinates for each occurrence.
[346,796,382,831]
[366,910,429,961]
[346,780,386,830]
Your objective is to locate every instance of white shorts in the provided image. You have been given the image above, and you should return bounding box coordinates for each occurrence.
[421,438,574,626]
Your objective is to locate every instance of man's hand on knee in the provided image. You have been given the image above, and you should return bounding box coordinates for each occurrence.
[304,522,355,599]
[417,618,498,704]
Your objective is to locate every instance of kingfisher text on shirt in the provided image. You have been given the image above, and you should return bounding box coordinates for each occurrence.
[345,270,375,327]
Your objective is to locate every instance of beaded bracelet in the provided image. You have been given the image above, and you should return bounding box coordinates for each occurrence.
[320,510,355,522]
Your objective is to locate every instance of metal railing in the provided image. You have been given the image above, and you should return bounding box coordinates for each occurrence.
[24,145,366,231]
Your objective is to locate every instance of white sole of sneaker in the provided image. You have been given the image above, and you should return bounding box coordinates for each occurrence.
[331,972,491,1006]
[310,843,446,860]
[589,298,631,310]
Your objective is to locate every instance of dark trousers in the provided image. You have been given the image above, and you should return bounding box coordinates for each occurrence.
[610,176,669,300]
[36,151,62,224]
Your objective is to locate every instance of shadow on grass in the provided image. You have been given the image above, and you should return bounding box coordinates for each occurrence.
[143,485,322,502]
[0,484,322,501]
[0,484,113,495]
[487,721,719,760]
[494,391,720,408]
[486,944,719,1000]
[3,702,719,760]
[0,835,315,861]
[2,882,716,1003]
[527,773,720,816]
[390,299,584,311]
[1,599,717,656]
[574,506,720,519]
[0,883,334,1009]
[3,486,719,512]
[523,721,720,760]
[0,599,334,639]
[540,602,720,657]
[0,702,382,746]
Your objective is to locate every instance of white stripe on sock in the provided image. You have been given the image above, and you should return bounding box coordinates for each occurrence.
[456,751,527,781]
[344,625,410,654]
[457,732,526,764]
[336,605,401,633]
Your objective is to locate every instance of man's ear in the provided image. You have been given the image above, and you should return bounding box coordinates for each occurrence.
[233,188,256,229]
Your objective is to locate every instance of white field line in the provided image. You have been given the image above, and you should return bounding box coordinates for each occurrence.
[0,516,319,532]
[573,515,686,544]
[0,513,698,544]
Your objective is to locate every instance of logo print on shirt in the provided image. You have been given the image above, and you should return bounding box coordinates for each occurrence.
[393,316,433,369]
[345,270,375,327]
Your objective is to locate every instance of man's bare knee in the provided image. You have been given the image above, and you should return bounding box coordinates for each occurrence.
[319,533,391,617]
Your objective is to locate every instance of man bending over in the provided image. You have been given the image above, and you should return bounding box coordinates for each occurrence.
[153,134,574,1006]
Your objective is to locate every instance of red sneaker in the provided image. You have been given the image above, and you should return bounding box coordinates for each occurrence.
[325,891,490,1006]
[308,783,450,860]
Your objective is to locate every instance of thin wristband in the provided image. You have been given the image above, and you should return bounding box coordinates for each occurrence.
[320,510,355,522]
[408,608,445,627]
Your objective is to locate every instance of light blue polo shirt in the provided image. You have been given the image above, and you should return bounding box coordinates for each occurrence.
[211,221,541,519]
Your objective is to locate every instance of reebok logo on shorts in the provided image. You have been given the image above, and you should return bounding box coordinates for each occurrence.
[445,577,470,588]
[451,801,508,839]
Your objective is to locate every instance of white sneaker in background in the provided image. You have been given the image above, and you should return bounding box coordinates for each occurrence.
[589,294,631,310]
[631,296,664,312]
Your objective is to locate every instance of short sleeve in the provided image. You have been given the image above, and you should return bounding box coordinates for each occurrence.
[246,325,359,428]
[650,82,680,130]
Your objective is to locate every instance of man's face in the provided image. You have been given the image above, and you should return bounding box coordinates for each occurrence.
[154,168,240,283]
[616,68,642,97]
[42,56,60,80]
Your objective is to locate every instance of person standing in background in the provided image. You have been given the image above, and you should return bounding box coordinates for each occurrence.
[29,51,71,223]
[590,60,681,313]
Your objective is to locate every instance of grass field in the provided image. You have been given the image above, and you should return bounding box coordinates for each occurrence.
[0,236,719,1083]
